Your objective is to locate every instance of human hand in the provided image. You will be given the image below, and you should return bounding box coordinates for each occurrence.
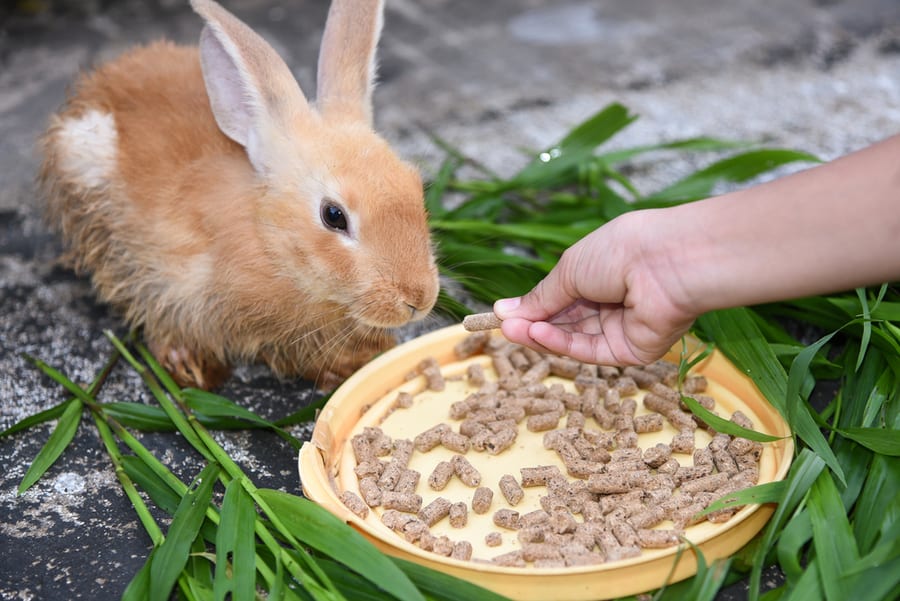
[493,210,698,366]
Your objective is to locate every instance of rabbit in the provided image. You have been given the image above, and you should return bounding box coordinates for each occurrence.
[38,0,440,391]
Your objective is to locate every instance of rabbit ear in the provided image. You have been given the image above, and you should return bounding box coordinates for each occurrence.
[192,0,309,176]
[316,0,384,125]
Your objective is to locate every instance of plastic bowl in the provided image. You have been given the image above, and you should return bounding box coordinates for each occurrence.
[299,325,793,600]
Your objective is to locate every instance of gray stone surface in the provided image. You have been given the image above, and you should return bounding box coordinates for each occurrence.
[1,0,899,599]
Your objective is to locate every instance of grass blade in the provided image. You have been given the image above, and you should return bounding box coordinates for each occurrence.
[835,427,900,455]
[748,449,825,601]
[17,399,82,494]
[257,488,426,601]
[699,480,785,516]
[852,453,900,553]
[149,463,221,601]
[695,308,845,485]
[182,388,303,450]
[214,478,258,601]
[681,396,783,442]
[642,149,819,203]
[391,557,513,601]
[809,470,858,601]
[0,400,68,439]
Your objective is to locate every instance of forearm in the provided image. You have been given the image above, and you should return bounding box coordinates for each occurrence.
[660,134,900,314]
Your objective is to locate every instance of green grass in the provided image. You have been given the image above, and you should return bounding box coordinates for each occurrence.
[3,103,898,600]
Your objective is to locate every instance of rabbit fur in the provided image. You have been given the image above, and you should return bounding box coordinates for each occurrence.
[39,0,440,391]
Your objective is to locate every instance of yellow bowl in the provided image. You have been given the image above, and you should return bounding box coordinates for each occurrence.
[299,325,794,600]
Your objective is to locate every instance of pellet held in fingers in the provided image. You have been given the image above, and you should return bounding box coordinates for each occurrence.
[463,312,503,331]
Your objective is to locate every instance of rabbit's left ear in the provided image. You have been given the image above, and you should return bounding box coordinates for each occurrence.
[315,0,385,125]
[192,0,311,177]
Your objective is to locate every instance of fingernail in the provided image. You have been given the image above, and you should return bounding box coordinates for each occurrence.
[494,297,520,315]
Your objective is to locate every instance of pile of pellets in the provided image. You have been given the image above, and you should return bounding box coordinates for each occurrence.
[339,332,764,567]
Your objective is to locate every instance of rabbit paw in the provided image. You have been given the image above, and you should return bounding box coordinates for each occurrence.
[149,341,231,390]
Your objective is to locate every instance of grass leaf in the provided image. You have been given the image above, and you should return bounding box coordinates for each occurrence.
[748,449,825,601]
[699,481,786,516]
[257,488,426,601]
[681,396,783,442]
[809,470,858,601]
[182,388,303,450]
[214,478,258,601]
[149,463,221,601]
[0,400,69,439]
[695,308,845,485]
[642,149,819,203]
[836,427,900,455]
[391,557,514,601]
[18,399,83,494]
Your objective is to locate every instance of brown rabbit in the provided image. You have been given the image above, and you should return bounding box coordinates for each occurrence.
[39,0,439,391]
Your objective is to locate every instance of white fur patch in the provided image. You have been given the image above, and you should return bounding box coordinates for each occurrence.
[55,110,118,189]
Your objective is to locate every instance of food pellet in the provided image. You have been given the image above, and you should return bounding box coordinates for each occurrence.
[670,429,695,454]
[449,502,468,528]
[548,356,580,379]
[381,490,422,513]
[520,465,562,487]
[454,331,491,358]
[493,508,521,530]
[472,486,493,514]
[483,429,517,455]
[485,532,502,547]
[358,476,382,507]
[381,509,414,531]
[634,413,664,433]
[339,491,369,519]
[378,462,403,490]
[419,496,452,526]
[451,454,482,487]
[428,460,454,490]
[394,391,414,409]
[637,528,681,548]
[414,423,450,452]
[441,429,470,453]
[587,472,631,495]
[353,460,384,478]
[492,550,526,567]
[451,541,473,560]
[527,411,561,432]
[463,312,503,331]
[423,364,446,391]
[521,543,563,562]
[394,469,421,493]
[499,474,525,505]
[466,363,486,386]
[432,536,454,556]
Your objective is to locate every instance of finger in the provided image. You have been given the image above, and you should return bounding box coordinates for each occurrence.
[525,321,637,366]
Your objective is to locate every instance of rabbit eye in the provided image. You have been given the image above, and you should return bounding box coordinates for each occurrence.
[321,201,348,232]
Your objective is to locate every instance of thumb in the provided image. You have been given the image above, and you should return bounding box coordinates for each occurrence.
[493,262,577,322]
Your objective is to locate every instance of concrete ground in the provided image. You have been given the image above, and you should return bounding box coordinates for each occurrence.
[1,0,899,599]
